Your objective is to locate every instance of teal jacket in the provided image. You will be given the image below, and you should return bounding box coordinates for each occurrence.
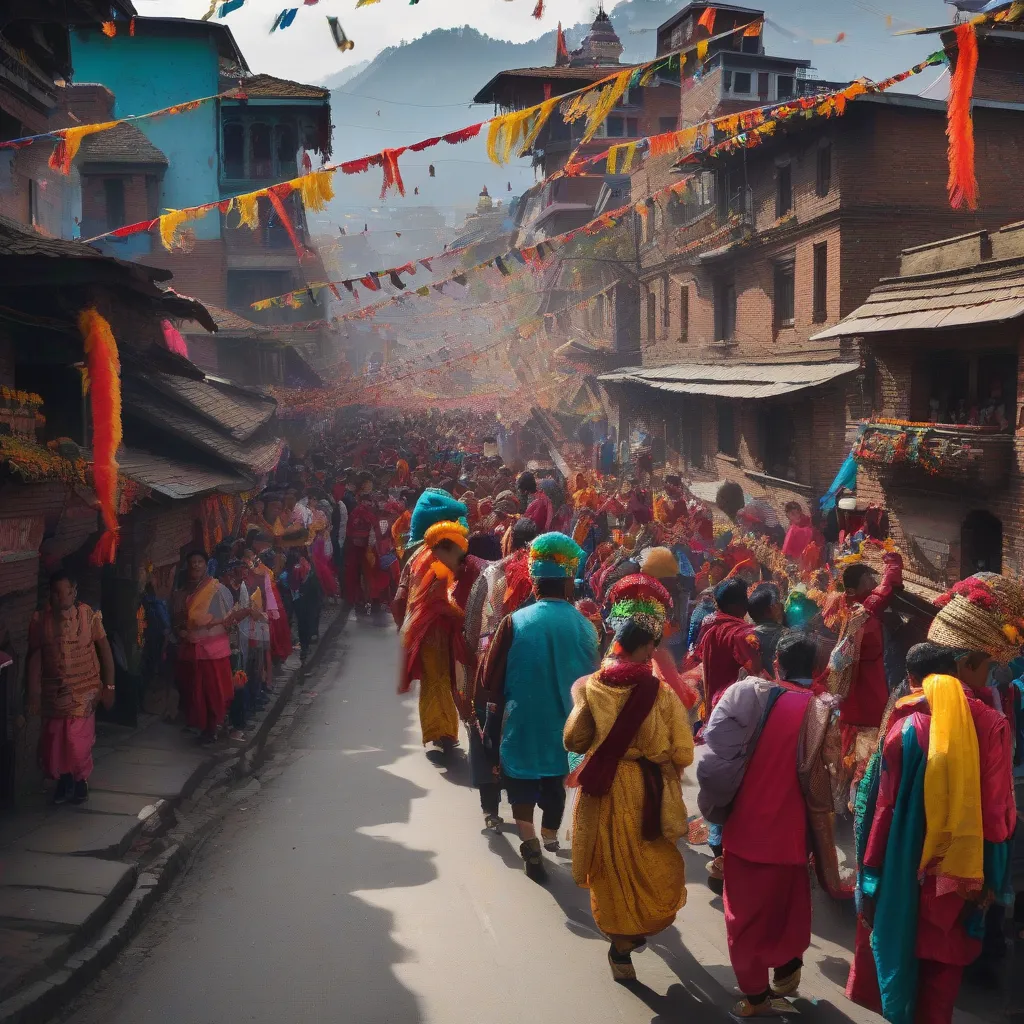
[500,599,599,780]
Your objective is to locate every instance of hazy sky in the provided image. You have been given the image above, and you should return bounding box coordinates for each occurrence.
[138,0,632,83]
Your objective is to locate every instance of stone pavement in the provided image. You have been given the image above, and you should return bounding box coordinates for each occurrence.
[0,605,342,1010]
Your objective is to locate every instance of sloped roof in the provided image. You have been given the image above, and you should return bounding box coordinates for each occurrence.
[78,123,168,166]
[136,372,275,441]
[474,64,637,105]
[117,447,250,499]
[812,258,1024,340]
[182,303,270,336]
[222,73,329,100]
[598,360,860,398]
[123,383,283,475]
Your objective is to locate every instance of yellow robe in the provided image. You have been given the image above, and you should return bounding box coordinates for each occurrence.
[417,624,459,745]
[564,677,694,937]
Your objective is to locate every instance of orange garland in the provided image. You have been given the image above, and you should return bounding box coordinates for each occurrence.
[78,309,122,564]
[947,23,980,210]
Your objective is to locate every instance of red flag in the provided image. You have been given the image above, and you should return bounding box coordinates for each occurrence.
[698,7,716,34]
[532,0,544,19]
[555,21,569,65]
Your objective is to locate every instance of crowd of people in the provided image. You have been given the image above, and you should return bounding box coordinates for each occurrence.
[26,410,1024,1023]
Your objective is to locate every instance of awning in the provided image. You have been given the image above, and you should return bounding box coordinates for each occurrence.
[811,259,1024,340]
[597,361,860,399]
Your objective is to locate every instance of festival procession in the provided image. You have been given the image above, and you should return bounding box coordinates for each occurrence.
[1,0,1024,1022]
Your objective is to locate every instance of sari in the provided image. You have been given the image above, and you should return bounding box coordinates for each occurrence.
[565,659,693,937]
[398,557,472,745]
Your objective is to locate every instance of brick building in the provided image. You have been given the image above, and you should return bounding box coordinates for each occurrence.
[68,18,339,382]
[599,18,1024,518]
[815,223,1024,595]
[474,10,680,247]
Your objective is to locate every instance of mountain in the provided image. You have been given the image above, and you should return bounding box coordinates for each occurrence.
[318,0,950,221]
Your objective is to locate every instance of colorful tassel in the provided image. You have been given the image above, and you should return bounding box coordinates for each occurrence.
[101,21,117,37]
[158,207,203,250]
[947,23,979,210]
[380,148,406,198]
[267,186,311,263]
[49,121,121,175]
[297,168,335,212]
[235,192,261,229]
[78,309,122,566]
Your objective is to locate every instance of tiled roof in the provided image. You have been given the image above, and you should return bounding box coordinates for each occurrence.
[78,123,168,166]
[222,73,329,100]
[474,64,636,104]
[182,304,270,336]
[137,372,275,441]
[117,447,250,499]
[123,383,283,475]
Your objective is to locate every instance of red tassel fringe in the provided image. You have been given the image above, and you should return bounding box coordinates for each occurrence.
[947,23,979,210]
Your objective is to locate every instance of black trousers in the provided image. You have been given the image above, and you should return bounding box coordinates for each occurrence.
[507,775,566,832]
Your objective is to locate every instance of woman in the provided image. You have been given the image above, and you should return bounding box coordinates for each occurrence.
[564,574,694,982]
[172,551,246,744]
[398,520,473,755]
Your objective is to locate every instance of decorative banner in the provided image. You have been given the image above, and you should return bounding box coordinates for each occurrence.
[78,309,122,565]
[947,23,979,210]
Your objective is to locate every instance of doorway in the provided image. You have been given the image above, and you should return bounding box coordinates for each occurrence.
[961,510,1002,576]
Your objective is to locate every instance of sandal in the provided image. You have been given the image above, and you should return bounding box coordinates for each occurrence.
[608,944,636,983]
[731,997,787,1018]
[771,963,801,998]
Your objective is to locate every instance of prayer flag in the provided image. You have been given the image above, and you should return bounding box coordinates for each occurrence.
[555,22,569,65]
[218,0,245,16]
[327,16,354,51]
[698,7,716,34]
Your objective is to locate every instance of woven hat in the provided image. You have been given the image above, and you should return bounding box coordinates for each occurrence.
[528,532,585,580]
[928,574,1024,662]
[639,546,679,580]
[606,573,672,640]
[408,488,468,549]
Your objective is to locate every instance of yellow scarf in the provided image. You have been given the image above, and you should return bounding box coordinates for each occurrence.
[919,674,984,892]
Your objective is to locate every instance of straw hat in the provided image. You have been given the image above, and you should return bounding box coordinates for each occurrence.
[928,574,1024,662]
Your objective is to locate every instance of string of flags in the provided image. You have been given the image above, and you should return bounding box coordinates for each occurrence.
[70,3,1021,262]
[247,50,948,315]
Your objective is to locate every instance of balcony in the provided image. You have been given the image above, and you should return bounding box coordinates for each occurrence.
[853,420,1014,487]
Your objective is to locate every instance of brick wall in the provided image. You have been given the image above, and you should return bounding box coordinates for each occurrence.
[141,240,228,309]
[63,84,115,125]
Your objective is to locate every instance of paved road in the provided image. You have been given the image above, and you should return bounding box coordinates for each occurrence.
[60,623,899,1024]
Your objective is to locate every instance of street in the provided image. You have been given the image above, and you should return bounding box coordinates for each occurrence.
[59,622,886,1024]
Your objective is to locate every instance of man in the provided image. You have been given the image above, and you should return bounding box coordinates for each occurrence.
[848,575,1018,1023]
[398,519,473,756]
[698,633,846,1017]
[685,578,761,713]
[637,547,697,708]
[830,551,903,805]
[748,583,787,674]
[462,516,539,830]
[479,533,599,880]
[781,501,814,562]
[342,475,378,616]
[26,572,115,804]
[565,574,693,981]
[172,551,245,744]
[518,471,552,532]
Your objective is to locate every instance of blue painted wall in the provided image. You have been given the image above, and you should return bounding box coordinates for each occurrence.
[71,30,222,240]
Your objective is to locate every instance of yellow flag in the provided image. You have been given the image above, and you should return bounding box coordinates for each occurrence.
[696,40,709,63]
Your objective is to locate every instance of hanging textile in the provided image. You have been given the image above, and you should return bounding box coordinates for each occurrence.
[946,23,979,210]
[78,309,122,565]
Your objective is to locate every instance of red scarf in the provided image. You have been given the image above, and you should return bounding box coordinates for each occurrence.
[577,658,663,839]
